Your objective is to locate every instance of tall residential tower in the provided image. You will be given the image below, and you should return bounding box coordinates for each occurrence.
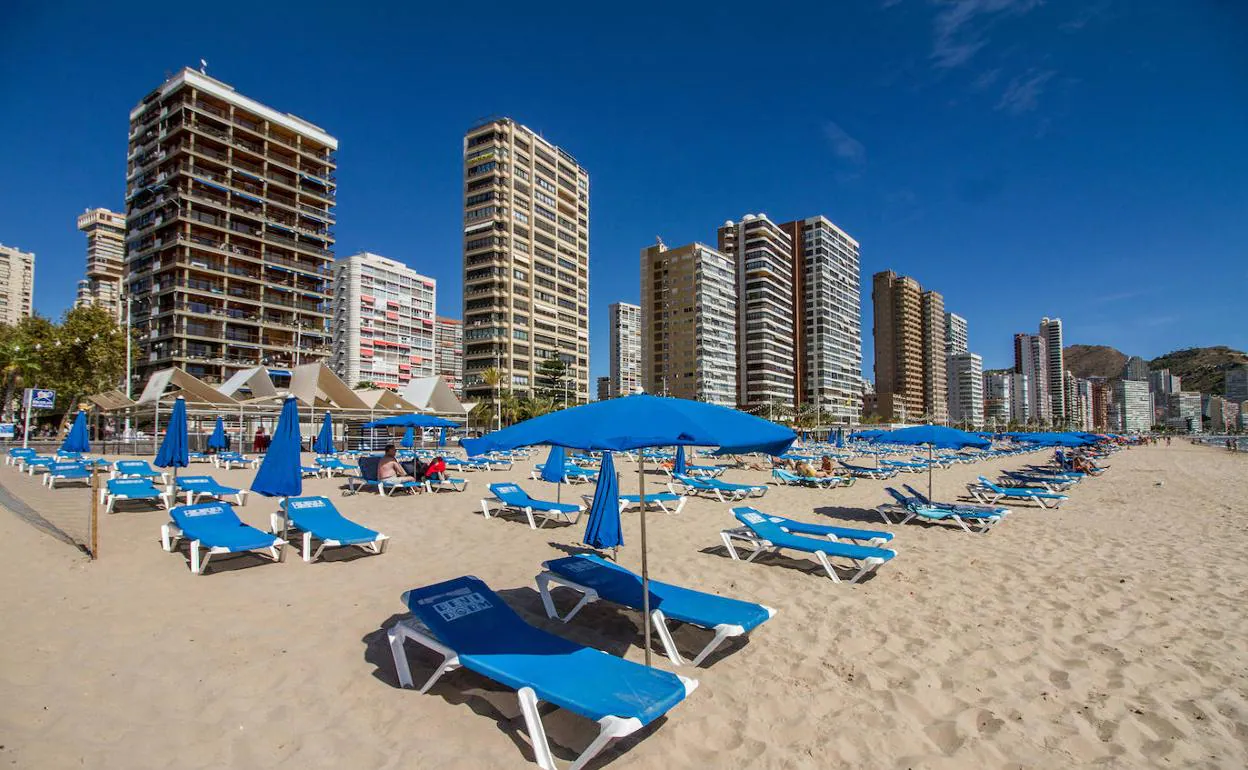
[0,244,35,326]
[75,208,126,319]
[1039,317,1065,423]
[461,118,589,405]
[607,301,641,398]
[435,317,464,397]
[872,271,945,422]
[124,68,336,386]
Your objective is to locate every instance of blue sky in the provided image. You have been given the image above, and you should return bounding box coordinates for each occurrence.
[1,0,1245,380]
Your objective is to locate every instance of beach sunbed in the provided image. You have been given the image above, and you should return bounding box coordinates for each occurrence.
[530,464,597,484]
[6,447,36,466]
[771,468,842,488]
[24,456,56,476]
[176,475,248,506]
[838,461,899,480]
[162,501,284,574]
[536,554,775,667]
[43,461,93,489]
[877,488,1002,534]
[481,483,584,529]
[1000,471,1076,492]
[901,485,1010,517]
[272,496,388,562]
[720,509,896,584]
[101,477,173,513]
[580,492,686,515]
[968,476,1068,509]
[214,452,259,470]
[670,474,766,502]
[424,474,468,493]
[349,457,423,496]
[188,451,212,463]
[387,575,697,770]
[111,459,169,485]
[315,456,359,477]
[729,506,894,546]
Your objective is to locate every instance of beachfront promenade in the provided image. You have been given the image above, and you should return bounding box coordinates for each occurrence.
[1,441,1245,768]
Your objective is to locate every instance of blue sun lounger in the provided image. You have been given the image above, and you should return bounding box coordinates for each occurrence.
[6,447,36,466]
[214,452,258,470]
[729,506,894,546]
[24,455,56,475]
[670,474,766,502]
[101,477,172,513]
[878,488,1002,534]
[969,476,1068,509]
[901,485,1010,517]
[315,456,359,477]
[272,496,389,562]
[537,554,775,667]
[838,461,899,480]
[1000,470,1077,492]
[388,576,697,770]
[720,509,896,584]
[771,468,842,488]
[43,461,93,489]
[161,501,284,575]
[481,483,584,529]
[580,492,687,515]
[531,464,597,483]
[112,459,169,485]
[176,475,248,506]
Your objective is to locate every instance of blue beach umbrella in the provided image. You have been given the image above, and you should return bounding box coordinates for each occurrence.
[401,426,416,448]
[834,428,845,449]
[583,451,623,551]
[61,410,90,454]
[313,411,334,455]
[462,394,793,665]
[869,424,990,499]
[154,397,190,487]
[672,445,687,475]
[363,413,461,429]
[540,444,566,483]
[438,427,447,448]
[253,397,303,552]
[207,416,228,451]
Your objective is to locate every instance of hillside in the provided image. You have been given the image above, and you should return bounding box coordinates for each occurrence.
[1064,345,1128,380]
[1149,347,1248,396]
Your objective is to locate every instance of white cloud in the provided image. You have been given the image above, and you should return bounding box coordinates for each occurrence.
[823,121,866,164]
[930,0,1043,69]
[995,68,1056,115]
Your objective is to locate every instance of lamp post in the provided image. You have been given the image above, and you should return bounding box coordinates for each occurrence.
[125,296,133,439]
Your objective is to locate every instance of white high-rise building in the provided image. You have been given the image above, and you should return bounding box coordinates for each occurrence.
[718,214,795,408]
[435,317,463,397]
[75,208,126,320]
[1114,379,1151,433]
[983,371,1012,428]
[1014,333,1050,424]
[0,244,35,326]
[779,215,862,423]
[1009,371,1030,424]
[330,251,436,389]
[945,312,968,354]
[947,351,984,428]
[1040,317,1065,423]
[607,301,641,398]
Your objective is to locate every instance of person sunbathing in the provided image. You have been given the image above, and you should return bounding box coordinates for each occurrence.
[378,445,418,484]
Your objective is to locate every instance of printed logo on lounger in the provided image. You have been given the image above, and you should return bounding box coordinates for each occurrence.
[432,592,492,621]
[741,512,764,524]
[289,499,326,510]
[185,505,225,517]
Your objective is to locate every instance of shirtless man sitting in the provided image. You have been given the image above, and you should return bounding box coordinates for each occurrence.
[378,444,417,484]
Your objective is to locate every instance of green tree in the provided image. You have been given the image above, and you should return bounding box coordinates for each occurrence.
[535,357,571,404]
[481,367,503,429]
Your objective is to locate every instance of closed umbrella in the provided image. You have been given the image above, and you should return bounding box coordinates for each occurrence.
[313,411,335,455]
[154,396,189,489]
[252,397,303,554]
[438,427,447,448]
[869,424,990,500]
[61,410,90,454]
[401,426,416,449]
[462,394,794,664]
[539,444,566,504]
[582,451,622,553]
[207,416,229,451]
[672,445,687,475]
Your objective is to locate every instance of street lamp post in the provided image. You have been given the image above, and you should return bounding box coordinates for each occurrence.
[124,296,133,439]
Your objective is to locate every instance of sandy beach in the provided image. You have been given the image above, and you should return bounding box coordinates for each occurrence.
[1,440,1246,769]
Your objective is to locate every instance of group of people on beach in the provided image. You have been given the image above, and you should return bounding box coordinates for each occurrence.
[377,444,448,484]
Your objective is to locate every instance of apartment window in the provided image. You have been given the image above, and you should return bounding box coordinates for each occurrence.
[513,269,528,281]
[513,329,529,340]
[535,191,556,208]
[536,176,556,193]
[513,211,529,224]
[465,192,495,206]
[535,205,556,222]
[465,206,497,221]
[514,167,529,181]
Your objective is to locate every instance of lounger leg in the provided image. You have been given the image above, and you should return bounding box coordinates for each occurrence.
[690,624,741,667]
[650,610,688,666]
[524,506,539,530]
[388,624,461,693]
[161,523,174,552]
[571,717,643,770]
[814,551,843,583]
[189,541,202,574]
[517,688,558,770]
[951,515,972,534]
[534,572,595,622]
[303,531,314,562]
[480,500,493,519]
[720,531,742,560]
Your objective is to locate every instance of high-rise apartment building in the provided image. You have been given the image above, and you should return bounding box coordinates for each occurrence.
[461,118,589,405]
[607,301,641,398]
[1168,391,1203,432]
[75,208,126,320]
[982,371,1011,427]
[1225,364,1248,403]
[1121,355,1149,382]
[1149,368,1182,398]
[1013,333,1050,424]
[640,240,737,405]
[921,290,948,423]
[596,376,610,401]
[124,68,336,386]
[1113,379,1148,431]
[872,271,924,421]
[435,317,464,397]
[778,215,862,423]
[1039,317,1065,423]
[1090,378,1112,431]
[1066,372,1094,431]
[947,351,984,428]
[330,252,435,389]
[945,312,968,354]
[1009,371,1030,424]
[0,244,35,326]
[718,215,795,408]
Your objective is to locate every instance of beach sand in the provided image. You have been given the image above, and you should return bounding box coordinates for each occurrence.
[1,441,1246,769]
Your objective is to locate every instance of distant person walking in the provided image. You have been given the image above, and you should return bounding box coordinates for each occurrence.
[253,426,266,453]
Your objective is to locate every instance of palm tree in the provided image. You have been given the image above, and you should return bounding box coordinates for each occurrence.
[481,367,503,431]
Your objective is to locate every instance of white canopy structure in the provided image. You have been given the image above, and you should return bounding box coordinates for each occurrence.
[400,377,470,416]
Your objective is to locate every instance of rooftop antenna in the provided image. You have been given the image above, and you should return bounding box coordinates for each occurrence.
[199,59,209,74]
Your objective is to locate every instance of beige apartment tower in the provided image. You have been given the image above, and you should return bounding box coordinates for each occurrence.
[461,118,589,404]
[0,244,35,325]
[640,240,737,405]
[124,68,336,387]
[76,208,126,320]
[717,214,796,408]
[873,270,946,422]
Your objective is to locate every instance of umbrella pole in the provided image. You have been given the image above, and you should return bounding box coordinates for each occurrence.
[638,453,651,666]
[928,443,933,501]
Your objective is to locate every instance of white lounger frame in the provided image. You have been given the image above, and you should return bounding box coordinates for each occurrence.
[181,486,249,506]
[719,527,888,584]
[44,470,94,489]
[874,503,1000,534]
[161,522,283,574]
[534,570,773,667]
[480,495,584,530]
[425,477,467,493]
[966,482,1065,509]
[268,512,389,562]
[100,486,173,514]
[387,614,697,770]
[579,494,688,516]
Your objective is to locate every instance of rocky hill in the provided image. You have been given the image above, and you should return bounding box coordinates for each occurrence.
[1062,344,1247,394]
[1148,347,1248,395]
[1064,345,1128,380]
